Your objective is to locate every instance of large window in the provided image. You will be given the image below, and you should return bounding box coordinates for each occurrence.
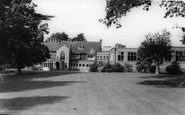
[176,51,185,61]
[118,52,124,61]
[128,52,137,61]
[60,51,65,60]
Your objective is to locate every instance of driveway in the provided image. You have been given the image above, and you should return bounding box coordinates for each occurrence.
[0,72,185,115]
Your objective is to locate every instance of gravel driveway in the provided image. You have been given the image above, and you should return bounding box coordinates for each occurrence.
[0,72,185,115]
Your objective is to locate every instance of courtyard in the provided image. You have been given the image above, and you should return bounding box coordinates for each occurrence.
[0,71,185,115]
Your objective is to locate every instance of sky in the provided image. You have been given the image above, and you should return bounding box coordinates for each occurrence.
[33,0,185,48]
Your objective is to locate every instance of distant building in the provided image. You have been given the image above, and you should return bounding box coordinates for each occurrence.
[97,51,109,63]
[42,38,102,71]
[109,47,137,68]
[109,46,185,70]
[103,46,112,51]
[42,37,185,71]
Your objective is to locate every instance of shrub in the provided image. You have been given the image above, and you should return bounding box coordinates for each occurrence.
[101,62,112,72]
[124,63,133,72]
[90,62,99,72]
[111,63,125,72]
[165,61,183,74]
[149,65,156,73]
[136,61,150,72]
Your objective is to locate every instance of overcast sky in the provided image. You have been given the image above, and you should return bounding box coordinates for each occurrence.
[33,0,185,48]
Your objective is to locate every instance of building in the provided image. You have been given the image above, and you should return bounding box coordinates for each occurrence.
[41,38,102,71]
[109,45,185,70]
[109,47,138,68]
[103,46,112,51]
[96,51,110,64]
[42,37,185,71]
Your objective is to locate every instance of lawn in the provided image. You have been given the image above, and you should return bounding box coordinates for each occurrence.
[0,71,185,115]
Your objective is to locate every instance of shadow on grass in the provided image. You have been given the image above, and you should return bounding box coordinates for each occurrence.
[0,96,69,112]
[0,80,85,93]
[6,71,81,80]
[138,74,185,88]
[0,71,85,93]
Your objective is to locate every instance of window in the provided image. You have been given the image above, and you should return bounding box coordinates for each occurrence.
[100,56,102,59]
[79,64,81,67]
[104,56,106,59]
[60,51,65,60]
[88,54,94,58]
[165,52,171,62]
[86,64,89,67]
[118,52,124,61]
[81,55,86,60]
[128,52,137,61]
[176,51,184,61]
[176,51,182,61]
[78,44,84,50]
[83,64,85,67]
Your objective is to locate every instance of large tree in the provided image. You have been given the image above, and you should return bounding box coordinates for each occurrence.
[72,33,87,42]
[49,32,69,41]
[0,0,53,74]
[137,30,172,74]
[101,0,185,42]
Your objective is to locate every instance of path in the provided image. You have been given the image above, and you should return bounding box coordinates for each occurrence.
[0,72,185,115]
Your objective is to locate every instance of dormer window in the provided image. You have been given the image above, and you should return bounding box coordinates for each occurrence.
[78,44,84,50]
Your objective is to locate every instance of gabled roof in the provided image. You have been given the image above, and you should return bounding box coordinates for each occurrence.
[71,41,101,54]
[43,43,61,52]
[43,40,101,54]
[56,41,71,50]
[43,41,71,52]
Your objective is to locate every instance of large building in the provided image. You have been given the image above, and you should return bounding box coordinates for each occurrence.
[42,37,185,71]
[41,37,102,71]
[109,44,185,70]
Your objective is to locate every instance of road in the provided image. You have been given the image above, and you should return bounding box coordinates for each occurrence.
[0,72,185,115]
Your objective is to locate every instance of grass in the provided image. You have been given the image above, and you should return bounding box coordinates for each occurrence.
[138,73,185,88]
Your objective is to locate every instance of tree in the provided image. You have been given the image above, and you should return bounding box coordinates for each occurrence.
[49,32,69,41]
[72,33,87,42]
[137,30,172,74]
[100,0,185,42]
[0,0,53,74]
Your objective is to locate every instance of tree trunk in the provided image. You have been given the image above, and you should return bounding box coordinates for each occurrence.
[17,68,22,75]
[155,65,159,74]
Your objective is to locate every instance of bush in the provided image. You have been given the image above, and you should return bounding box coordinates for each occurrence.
[165,61,183,74]
[124,63,133,72]
[90,62,99,72]
[111,63,125,72]
[136,61,150,72]
[101,62,112,72]
[149,65,156,73]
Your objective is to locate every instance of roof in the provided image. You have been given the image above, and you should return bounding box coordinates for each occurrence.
[43,41,101,54]
[43,41,71,52]
[71,41,101,54]
[43,43,61,52]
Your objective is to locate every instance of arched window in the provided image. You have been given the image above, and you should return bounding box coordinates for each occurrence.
[60,51,65,60]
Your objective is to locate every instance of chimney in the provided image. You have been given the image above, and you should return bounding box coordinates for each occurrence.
[100,39,102,51]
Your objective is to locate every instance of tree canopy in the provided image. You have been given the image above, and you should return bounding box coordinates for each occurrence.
[49,32,69,41]
[72,33,87,42]
[0,0,53,73]
[137,29,172,74]
[101,0,185,28]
